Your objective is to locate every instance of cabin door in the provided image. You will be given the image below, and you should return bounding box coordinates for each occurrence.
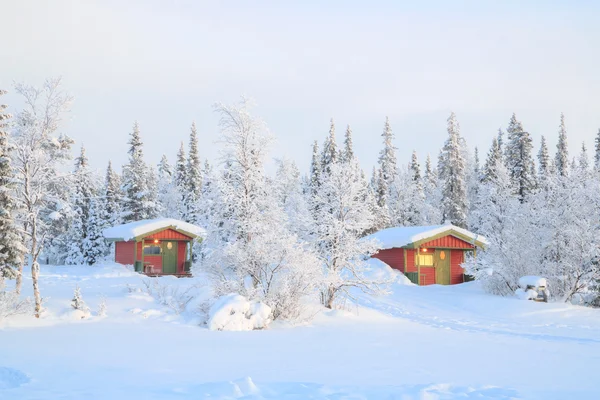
[434,249,450,285]
[162,241,178,274]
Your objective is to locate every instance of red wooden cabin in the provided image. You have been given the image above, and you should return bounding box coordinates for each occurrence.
[103,218,206,276]
[366,224,487,286]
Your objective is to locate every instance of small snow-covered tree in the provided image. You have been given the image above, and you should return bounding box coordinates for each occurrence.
[422,154,442,224]
[71,284,89,314]
[273,158,312,239]
[156,155,180,218]
[438,112,467,227]
[12,78,74,316]
[0,90,26,281]
[537,135,552,180]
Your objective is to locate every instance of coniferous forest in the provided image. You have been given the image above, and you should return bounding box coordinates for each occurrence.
[2,79,600,320]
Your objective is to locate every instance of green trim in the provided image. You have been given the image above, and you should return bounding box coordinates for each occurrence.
[416,248,421,286]
[403,249,408,275]
[408,229,487,250]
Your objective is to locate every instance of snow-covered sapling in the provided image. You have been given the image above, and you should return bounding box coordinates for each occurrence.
[71,285,89,313]
[97,295,107,317]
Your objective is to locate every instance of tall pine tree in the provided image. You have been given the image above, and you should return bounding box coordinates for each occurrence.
[321,119,338,176]
[121,122,156,222]
[537,135,551,179]
[555,113,569,177]
[0,90,26,279]
[184,122,202,223]
[438,112,467,227]
[505,113,535,202]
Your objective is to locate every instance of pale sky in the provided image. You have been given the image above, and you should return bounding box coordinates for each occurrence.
[2,0,599,174]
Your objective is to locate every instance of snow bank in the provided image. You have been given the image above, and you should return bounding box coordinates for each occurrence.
[363,224,488,249]
[0,367,30,390]
[366,258,414,285]
[102,218,206,241]
[515,288,538,300]
[519,276,547,289]
[207,294,272,331]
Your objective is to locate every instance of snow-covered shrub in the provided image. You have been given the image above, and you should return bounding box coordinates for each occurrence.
[0,280,31,320]
[207,293,272,331]
[142,279,195,315]
[515,288,539,300]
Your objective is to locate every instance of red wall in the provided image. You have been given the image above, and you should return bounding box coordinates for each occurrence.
[372,248,404,272]
[115,241,135,265]
[405,249,416,273]
[450,249,466,284]
[177,242,187,273]
[146,229,192,241]
[420,235,474,249]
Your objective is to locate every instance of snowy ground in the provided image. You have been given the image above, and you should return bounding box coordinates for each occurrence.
[1,263,599,399]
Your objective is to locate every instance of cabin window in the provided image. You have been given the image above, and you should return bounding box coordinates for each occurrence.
[417,254,434,266]
[143,245,161,255]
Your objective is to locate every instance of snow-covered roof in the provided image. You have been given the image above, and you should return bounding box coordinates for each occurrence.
[363,224,488,249]
[102,218,206,242]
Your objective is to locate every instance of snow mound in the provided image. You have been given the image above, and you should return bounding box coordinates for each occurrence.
[515,288,538,300]
[366,258,414,285]
[519,276,547,288]
[0,367,30,390]
[208,294,272,331]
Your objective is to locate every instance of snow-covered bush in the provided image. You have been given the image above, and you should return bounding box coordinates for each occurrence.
[207,293,272,331]
[142,279,195,315]
[0,280,31,320]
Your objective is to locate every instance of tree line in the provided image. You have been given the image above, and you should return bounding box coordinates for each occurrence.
[2,79,600,320]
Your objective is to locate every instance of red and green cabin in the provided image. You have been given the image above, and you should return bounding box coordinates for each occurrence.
[103,218,206,276]
[366,224,487,286]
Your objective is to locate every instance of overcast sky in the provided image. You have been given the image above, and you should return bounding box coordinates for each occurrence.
[2,0,599,174]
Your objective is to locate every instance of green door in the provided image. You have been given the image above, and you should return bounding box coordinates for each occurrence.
[162,241,178,274]
[435,249,451,285]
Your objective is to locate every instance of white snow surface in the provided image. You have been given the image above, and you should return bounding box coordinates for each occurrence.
[519,275,547,289]
[1,262,600,399]
[208,294,272,331]
[364,224,489,249]
[102,217,206,241]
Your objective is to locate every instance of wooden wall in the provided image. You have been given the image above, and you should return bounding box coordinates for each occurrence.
[115,241,135,265]
[372,248,404,272]
[420,235,474,249]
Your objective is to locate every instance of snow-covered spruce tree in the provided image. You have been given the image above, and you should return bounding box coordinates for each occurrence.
[422,154,442,225]
[577,142,589,177]
[343,125,354,162]
[594,128,600,172]
[505,113,535,202]
[0,90,26,282]
[82,198,108,265]
[482,137,502,183]
[438,112,467,227]
[496,128,505,158]
[537,135,552,180]
[390,163,425,227]
[174,142,187,219]
[156,155,180,218]
[321,118,338,176]
[376,116,398,225]
[121,122,157,222]
[184,122,202,223]
[555,113,569,178]
[104,161,121,227]
[71,284,89,314]
[311,158,384,309]
[201,99,321,321]
[12,78,74,316]
[273,158,312,240]
[65,146,96,265]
